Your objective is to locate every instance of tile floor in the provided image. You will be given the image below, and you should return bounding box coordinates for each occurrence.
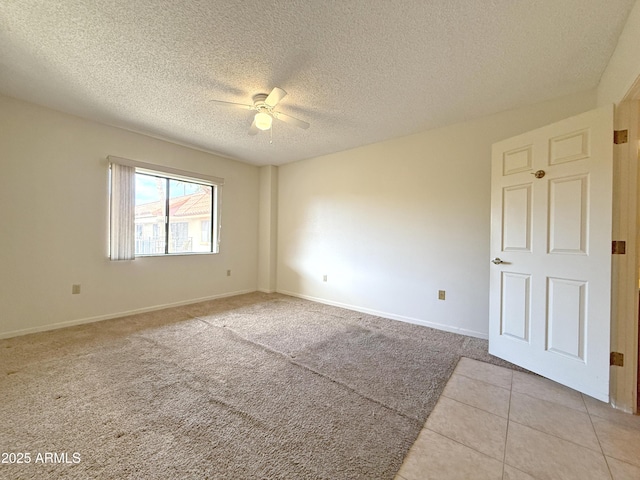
[395,357,640,480]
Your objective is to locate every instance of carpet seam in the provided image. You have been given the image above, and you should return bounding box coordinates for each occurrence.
[197,318,424,426]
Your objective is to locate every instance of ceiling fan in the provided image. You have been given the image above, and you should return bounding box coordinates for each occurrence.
[210,87,310,135]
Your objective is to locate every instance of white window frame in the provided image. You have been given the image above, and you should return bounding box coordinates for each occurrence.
[108,155,224,258]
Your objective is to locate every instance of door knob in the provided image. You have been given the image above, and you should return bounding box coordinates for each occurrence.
[491,258,504,265]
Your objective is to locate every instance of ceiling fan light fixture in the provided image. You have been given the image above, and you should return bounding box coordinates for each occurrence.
[254,112,272,131]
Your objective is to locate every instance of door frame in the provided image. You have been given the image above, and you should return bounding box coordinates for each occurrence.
[611,78,640,413]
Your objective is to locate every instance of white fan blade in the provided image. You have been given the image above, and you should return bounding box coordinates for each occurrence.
[210,99,254,110]
[248,120,259,136]
[265,87,287,107]
[274,111,310,130]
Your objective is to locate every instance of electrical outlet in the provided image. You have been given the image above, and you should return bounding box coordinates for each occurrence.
[323,275,328,282]
[226,270,231,277]
[72,284,81,295]
[438,290,445,300]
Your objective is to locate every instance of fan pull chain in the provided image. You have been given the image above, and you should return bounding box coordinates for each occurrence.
[270,124,273,145]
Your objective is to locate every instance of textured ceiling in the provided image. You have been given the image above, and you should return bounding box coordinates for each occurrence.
[0,1,635,166]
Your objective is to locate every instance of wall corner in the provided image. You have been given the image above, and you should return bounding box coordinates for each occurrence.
[258,165,279,292]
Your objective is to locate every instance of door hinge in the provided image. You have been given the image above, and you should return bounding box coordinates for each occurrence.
[612,240,626,254]
[610,352,624,367]
[614,130,628,144]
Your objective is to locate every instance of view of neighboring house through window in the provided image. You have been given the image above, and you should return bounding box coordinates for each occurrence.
[134,173,215,255]
[201,220,211,243]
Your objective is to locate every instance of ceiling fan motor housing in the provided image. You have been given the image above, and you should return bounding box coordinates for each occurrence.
[252,93,269,109]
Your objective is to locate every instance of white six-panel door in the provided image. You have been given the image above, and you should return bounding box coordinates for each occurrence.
[489,106,613,401]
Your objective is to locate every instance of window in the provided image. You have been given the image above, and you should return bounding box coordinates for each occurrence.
[109,156,223,259]
[134,173,214,255]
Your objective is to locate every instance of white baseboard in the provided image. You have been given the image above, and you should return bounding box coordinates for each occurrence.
[0,289,255,340]
[2,289,489,341]
[277,289,488,340]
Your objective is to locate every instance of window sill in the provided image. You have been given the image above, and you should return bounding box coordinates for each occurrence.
[135,251,218,258]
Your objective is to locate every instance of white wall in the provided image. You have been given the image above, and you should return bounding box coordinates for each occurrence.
[277,91,597,338]
[0,95,259,338]
[596,1,640,412]
[598,0,640,105]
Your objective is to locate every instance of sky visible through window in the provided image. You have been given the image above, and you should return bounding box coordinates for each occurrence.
[135,174,201,204]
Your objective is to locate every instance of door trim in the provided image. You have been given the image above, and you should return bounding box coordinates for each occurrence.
[611,99,640,413]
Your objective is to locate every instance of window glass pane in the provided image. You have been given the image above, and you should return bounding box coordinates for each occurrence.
[168,179,212,253]
[201,220,211,243]
[134,174,167,255]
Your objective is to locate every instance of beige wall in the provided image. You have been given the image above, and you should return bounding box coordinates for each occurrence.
[277,90,597,338]
[0,95,259,338]
[258,165,278,293]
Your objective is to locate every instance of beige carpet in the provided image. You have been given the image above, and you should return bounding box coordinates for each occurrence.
[0,292,518,479]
